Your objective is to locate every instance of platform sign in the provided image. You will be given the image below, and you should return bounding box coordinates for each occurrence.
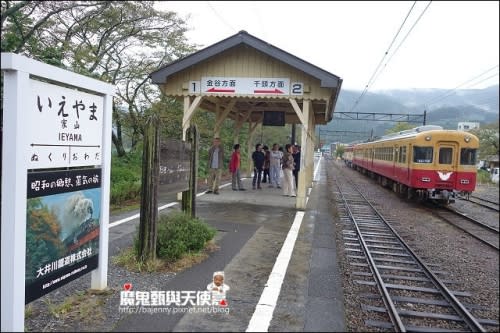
[199,77,303,96]
[1,53,115,332]
[28,80,103,169]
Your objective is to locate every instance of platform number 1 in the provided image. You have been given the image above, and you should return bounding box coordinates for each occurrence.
[189,81,201,94]
[291,82,304,95]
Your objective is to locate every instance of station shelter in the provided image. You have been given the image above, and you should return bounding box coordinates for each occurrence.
[149,31,342,209]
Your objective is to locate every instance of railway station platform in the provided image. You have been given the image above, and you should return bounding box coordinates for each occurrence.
[111,159,346,332]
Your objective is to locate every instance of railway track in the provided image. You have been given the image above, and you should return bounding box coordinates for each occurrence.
[332,166,498,332]
[456,194,500,212]
[430,204,499,251]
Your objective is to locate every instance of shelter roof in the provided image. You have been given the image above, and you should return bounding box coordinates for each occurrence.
[150,30,343,124]
[151,30,341,88]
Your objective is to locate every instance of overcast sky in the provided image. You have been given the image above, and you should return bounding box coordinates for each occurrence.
[156,1,499,91]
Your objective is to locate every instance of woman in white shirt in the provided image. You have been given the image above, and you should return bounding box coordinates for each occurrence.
[269,143,283,188]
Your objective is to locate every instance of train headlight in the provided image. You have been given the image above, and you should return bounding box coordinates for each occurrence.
[425,135,432,141]
[464,136,471,143]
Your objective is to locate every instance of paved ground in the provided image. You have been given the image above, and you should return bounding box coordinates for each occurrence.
[106,159,345,331]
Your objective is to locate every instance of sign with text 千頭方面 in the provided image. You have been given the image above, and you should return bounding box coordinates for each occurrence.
[27,79,104,169]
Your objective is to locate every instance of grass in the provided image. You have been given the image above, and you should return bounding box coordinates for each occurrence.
[112,239,219,273]
[41,288,113,323]
[110,199,141,214]
[25,304,34,319]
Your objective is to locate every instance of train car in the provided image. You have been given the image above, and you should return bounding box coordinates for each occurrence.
[351,125,479,203]
[343,144,355,167]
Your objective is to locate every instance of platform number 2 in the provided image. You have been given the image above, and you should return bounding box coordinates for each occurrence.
[291,82,304,95]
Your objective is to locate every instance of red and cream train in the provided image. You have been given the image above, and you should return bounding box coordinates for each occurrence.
[343,125,479,203]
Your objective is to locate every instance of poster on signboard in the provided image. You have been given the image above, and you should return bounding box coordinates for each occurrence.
[25,168,101,304]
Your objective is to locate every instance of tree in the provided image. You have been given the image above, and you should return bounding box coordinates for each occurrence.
[471,121,499,159]
[336,145,345,158]
[1,1,108,65]
[385,122,415,135]
[1,1,196,156]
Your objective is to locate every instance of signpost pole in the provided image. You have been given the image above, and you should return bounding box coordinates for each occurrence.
[1,59,29,333]
[90,92,113,289]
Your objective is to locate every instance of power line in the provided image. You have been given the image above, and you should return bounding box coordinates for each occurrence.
[469,72,499,88]
[206,1,235,33]
[424,65,499,107]
[251,2,266,40]
[371,1,433,87]
[364,2,417,91]
[349,1,423,112]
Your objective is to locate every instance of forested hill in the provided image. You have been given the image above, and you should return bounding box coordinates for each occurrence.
[320,85,499,143]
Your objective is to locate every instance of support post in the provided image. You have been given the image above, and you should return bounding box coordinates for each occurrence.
[182,125,199,218]
[137,115,160,261]
[296,100,311,210]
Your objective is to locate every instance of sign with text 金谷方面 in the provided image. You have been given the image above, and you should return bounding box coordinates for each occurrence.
[27,79,104,169]
[190,77,304,96]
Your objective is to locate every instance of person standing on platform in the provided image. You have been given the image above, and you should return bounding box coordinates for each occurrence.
[293,145,301,189]
[251,143,265,190]
[282,143,296,197]
[269,143,283,188]
[229,144,246,191]
[262,145,270,183]
[207,137,224,194]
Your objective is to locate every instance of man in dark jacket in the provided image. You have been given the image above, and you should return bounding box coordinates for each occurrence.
[293,145,301,188]
[262,145,270,183]
[251,143,265,189]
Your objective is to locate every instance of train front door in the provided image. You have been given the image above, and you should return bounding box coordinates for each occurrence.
[436,142,458,185]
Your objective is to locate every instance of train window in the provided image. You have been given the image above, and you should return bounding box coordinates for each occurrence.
[413,146,433,163]
[439,147,453,164]
[460,148,477,165]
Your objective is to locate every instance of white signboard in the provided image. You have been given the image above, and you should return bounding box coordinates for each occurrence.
[1,53,115,332]
[199,77,303,96]
[28,80,104,169]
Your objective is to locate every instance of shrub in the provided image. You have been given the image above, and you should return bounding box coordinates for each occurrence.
[476,169,492,184]
[110,151,142,205]
[134,211,216,262]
